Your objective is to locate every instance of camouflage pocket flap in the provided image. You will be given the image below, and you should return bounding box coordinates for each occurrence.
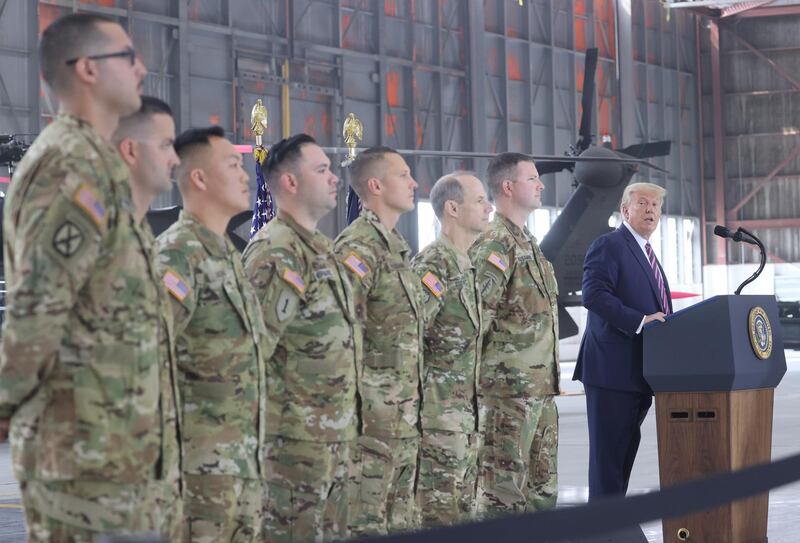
[295,358,340,375]
[187,381,237,400]
[365,350,402,369]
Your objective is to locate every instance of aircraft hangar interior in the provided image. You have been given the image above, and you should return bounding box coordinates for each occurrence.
[0,1,799,542]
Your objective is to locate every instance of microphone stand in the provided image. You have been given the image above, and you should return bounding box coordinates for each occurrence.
[734,227,766,295]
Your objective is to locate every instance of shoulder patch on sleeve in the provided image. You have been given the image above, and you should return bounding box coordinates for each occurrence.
[72,183,107,227]
[343,252,370,279]
[281,268,306,295]
[52,221,85,258]
[487,251,508,272]
[276,289,299,322]
[163,269,191,302]
[421,271,444,298]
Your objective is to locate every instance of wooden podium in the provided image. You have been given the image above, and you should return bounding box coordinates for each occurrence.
[643,295,786,543]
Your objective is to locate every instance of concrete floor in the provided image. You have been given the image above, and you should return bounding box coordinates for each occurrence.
[0,351,798,542]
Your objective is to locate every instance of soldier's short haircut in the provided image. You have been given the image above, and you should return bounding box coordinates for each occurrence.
[486,152,534,200]
[430,171,475,220]
[112,96,173,144]
[174,125,226,159]
[262,133,317,185]
[40,13,116,92]
[348,146,399,200]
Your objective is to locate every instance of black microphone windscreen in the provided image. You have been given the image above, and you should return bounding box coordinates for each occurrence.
[714,225,732,238]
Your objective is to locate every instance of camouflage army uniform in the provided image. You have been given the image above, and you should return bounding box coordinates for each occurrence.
[411,236,483,527]
[0,113,182,541]
[242,210,360,543]
[157,211,266,542]
[334,208,424,536]
[469,212,560,516]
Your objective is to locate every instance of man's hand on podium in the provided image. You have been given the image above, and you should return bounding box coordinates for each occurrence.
[644,312,666,325]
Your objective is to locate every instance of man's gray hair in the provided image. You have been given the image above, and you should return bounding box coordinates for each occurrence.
[430,171,474,220]
[620,182,666,209]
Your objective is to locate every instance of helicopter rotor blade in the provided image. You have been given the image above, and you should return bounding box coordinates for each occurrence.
[576,48,599,154]
[616,140,671,159]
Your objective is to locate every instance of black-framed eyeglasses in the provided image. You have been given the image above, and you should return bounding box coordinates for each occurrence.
[65,46,136,67]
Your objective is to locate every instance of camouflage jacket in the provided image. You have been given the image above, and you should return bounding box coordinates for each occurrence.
[412,236,482,434]
[243,210,360,443]
[469,213,560,398]
[157,211,266,479]
[334,208,424,439]
[0,113,181,483]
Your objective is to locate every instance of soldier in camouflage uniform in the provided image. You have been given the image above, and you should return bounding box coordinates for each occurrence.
[156,127,267,542]
[0,14,182,541]
[470,152,560,516]
[411,172,493,527]
[334,147,425,536]
[242,134,360,543]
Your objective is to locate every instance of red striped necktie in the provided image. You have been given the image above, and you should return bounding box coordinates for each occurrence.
[645,242,670,315]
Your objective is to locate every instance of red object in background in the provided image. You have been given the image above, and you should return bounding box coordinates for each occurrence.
[0,177,10,184]
[672,291,701,299]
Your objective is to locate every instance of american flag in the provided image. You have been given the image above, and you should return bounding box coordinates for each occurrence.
[250,158,275,237]
[346,186,361,224]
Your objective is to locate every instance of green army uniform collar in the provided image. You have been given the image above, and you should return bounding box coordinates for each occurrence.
[495,211,536,246]
[360,207,411,256]
[435,235,473,274]
[177,210,234,258]
[56,112,135,211]
[276,209,333,254]
[57,112,116,152]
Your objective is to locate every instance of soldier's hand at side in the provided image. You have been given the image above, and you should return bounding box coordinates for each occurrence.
[644,312,666,325]
[0,419,9,442]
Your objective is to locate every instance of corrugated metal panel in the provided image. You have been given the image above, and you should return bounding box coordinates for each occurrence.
[0,1,701,249]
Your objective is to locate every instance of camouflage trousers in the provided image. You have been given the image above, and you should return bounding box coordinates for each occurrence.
[348,435,420,537]
[475,395,558,517]
[416,430,479,528]
[262,436,350,543]
[20,478,182,542]
[184,474,262,542]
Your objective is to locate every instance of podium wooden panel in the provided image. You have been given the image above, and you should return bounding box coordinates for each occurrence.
[644,295,786,543]
[655,389,772,542]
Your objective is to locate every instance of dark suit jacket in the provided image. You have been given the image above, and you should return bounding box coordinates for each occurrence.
[573,226,673,393]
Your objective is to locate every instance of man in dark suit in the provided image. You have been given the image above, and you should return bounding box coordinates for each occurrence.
[573,182,672,500]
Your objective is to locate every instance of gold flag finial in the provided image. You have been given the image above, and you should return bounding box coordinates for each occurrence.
[341,112,363,167]
[251,99,268,164]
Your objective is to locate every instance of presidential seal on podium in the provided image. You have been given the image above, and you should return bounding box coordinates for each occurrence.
[748,306,773,360]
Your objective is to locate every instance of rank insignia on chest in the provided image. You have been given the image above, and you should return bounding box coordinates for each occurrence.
[282,268,306,294]
[487,251,508,272]
[314,268,334,280]
[343,252,370,279]
[163,269,190,301]
[73,183,106,226]
[421,271,444,298]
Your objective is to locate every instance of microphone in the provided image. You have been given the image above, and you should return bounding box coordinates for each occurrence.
[714,225,766,295]
[713,224,758,246]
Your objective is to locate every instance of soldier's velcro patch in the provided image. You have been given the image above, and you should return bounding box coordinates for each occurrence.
[281,268,306,295]
[163,269,190,301]
[52,221,84,258]
[72,183,106,227]
[487,251,508,272]
[421,271,444,298]
[276,289,298,322]
[343,252,370,279]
